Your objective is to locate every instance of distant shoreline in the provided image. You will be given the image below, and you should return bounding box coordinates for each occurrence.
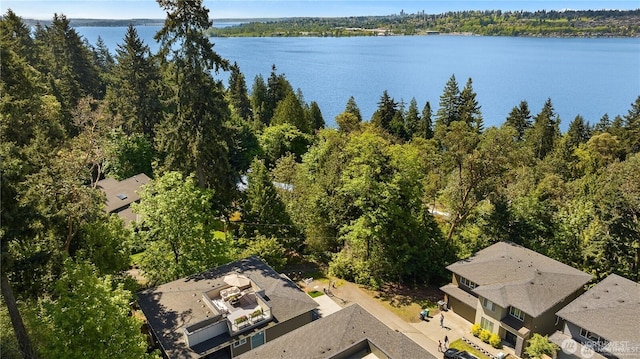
[20,9,640,39]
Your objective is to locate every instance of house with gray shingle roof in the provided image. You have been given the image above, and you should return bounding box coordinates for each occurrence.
[137,257,318,359]
[549,274,640,359]
[96,173,150,224]
[235,304,436,359]
[440,241,592,357]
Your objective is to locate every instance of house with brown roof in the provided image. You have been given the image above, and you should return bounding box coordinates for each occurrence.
[137,257,319,359]
[96,173,150,223]
[549,274,640,359]
[440,241,592,357]
[235,304,436,359]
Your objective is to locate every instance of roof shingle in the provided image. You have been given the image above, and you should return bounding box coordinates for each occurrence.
[447,242,592,317]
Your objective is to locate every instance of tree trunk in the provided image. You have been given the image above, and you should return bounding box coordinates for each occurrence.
[1,272,38,359]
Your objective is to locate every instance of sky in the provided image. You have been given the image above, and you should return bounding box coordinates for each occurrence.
[2,0,639,20]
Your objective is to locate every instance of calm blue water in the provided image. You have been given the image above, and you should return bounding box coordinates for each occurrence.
[76,26,640,131]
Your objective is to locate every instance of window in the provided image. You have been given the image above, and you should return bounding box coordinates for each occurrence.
[233,338,247,348]
[460,276,478,289]
[481,317,494,332]
[482,297,495,312]
[509,306,525,321]
[580,328,605,344]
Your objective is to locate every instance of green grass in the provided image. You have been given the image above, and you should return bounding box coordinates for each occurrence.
[449,339,491,359]
[307,290,324,298]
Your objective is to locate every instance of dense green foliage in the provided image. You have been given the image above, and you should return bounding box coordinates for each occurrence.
[1,3,639,357]
[208,9,640,37]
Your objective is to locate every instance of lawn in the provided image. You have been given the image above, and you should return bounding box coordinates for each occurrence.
[449,339,491,359]
[361,282,443,323]
[307,290,324,298]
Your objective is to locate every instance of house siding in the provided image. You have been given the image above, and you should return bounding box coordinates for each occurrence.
[475,297,506,333]
[265,311,314,342]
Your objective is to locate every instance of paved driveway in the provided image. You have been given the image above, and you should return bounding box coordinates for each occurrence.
[318,280,517,359]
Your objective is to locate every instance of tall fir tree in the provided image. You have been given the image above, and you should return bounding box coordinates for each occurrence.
[106,24,162,138]
[458,77,483,133]
[307,101,325,131]
[525,98,560,160]
[250,74,268,127]
[371,90,397,132]
[435,74,461,128]
[344,96,363,123]
[227,61,252,121]
[623,96,640,154]
[418,101,434,139]
[154,0,237,209]
[404,97,421,139]
[36,13,102,134]
[505,100,532,141]
[240,159,296,248]
[566,115,591,149]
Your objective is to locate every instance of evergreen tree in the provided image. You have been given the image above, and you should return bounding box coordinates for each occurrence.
[566,115,591,149]
[404,97,421,139]
[459,77,484,132]
[525,98,560,159]
[37,13,102,133]
[435,74,460,128]
[307,101,325,131]
[154,0,238,208]
[371,90,397,131]
[250,74,268,127]
[271,91,309,133]
[389,108,407,140]
[106,24,162,138]
[623,96,640,153]
[264,64,294,124]
[0,9,37,64]
[418,101,434,139]
[240,159,296,248]
[505,100,532,141]
[228,62,252,121]
[344,96,363,123]
[92,36,115,73]
[593,113,611,134]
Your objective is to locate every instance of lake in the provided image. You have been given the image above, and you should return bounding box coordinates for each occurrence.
[76,25,640,131]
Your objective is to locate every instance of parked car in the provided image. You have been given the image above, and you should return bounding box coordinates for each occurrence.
[443,348,460,359]
[443,348,478,359]
[457,351,478,359]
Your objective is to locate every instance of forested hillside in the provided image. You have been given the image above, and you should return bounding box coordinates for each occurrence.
[209,9,640,37]
[1,2,639,358]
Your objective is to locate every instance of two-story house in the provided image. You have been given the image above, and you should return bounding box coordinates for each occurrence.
[137,257,319,359]
[440,241,592,357]
[550,274,640,359]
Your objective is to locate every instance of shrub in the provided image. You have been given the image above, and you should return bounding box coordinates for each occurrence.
[471,323,482,337]
[479,329,491,343]
[490,333,502,348]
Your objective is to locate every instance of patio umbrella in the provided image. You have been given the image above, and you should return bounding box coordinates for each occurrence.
[223,273,250,288]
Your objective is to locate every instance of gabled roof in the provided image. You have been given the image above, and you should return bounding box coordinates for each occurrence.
[235,304,435,359]
[556,274,640,343]
[137,257,318,359]
[96,173,150,214]
[447,241,592,317]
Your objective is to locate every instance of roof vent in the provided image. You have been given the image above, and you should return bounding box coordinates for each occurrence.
[617,299,625,303]
[116,193,128,200]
